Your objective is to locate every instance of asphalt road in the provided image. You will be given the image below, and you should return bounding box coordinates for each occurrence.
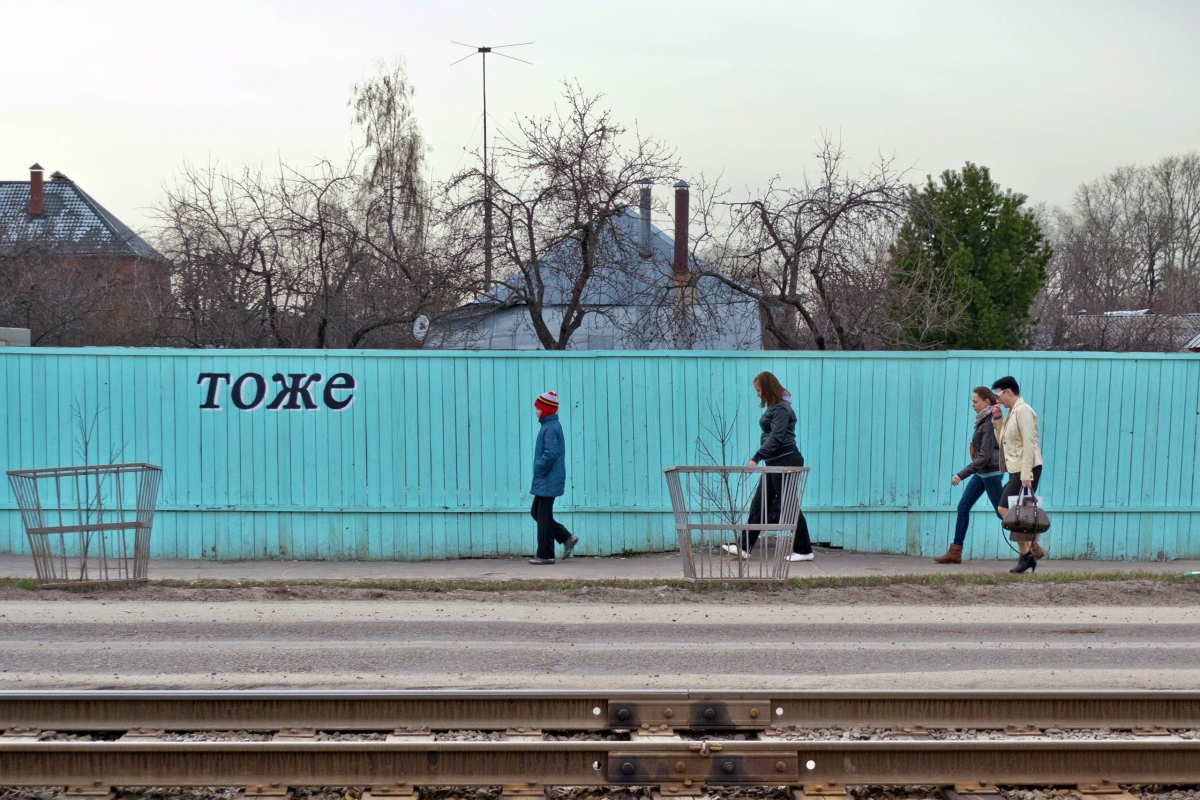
[2,601,1199,690]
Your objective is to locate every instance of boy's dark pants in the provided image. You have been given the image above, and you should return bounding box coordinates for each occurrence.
[531,496,571,560]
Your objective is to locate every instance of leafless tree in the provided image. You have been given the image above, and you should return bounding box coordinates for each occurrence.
[0,218,169,346]
[152,60,455,349]
[692,138,960,350]
[1039,152,1200,350]
[441,83,680,350]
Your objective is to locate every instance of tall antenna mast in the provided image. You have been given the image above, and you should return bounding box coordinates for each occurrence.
[451,40,533,290]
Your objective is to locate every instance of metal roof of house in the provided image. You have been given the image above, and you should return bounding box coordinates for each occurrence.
[477,207,735,308]
[1041,311,1200,352]
[0,177,164,261]
[431,207,763,350]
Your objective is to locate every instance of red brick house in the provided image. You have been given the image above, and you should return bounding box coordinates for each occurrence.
[0,164,170,344]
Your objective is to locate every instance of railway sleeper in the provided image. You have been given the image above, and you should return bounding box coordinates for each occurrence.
[3,727,43,739]
[500,781,547,800]
[1077,780,1142,800]
[363,783,419,800]
[119,728,165,741]
[236,783,291,800]
[652,781,709,800]
[274,728,317,740]
[790,783,852,800]
[387,728,434,743]
[504,728,543,742]
[631,724,681,741]
[944,782,1005,800]
[54,782,114,800]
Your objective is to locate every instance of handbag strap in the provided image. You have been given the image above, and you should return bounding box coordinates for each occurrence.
[1019,487,1040,507]
[999,490,1022,554]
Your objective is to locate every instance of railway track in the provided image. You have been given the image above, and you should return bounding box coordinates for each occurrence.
[1,691,1198,796]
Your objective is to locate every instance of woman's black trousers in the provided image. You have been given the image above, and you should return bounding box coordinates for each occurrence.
[742,450,812,555]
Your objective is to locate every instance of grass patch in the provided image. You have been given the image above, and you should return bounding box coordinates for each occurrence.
[0,577,40,591]
[785,570,1198,591]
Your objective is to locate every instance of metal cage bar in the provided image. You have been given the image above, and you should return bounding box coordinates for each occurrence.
[5,463,162,588]
[663,466,810,582]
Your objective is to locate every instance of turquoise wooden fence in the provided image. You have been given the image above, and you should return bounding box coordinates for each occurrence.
[2,349,1198,561]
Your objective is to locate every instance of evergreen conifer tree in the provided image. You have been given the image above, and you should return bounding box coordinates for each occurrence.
[891,163,1051,349]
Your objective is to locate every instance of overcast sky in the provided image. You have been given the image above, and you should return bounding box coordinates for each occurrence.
[4,0,1199,232]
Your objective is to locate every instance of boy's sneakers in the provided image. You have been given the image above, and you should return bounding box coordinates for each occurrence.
[720,543,750,559]
[563,536,579,558]
[785,552,815,562]
[528,558,555,565]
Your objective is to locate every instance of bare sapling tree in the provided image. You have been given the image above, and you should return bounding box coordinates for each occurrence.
[69,398,129,577]
[694,400,744,527]
[695,138,959,350]
[442,83,680,350]
[153,60,454,349]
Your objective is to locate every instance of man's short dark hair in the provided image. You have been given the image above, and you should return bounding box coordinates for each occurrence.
[992,375,1020,396]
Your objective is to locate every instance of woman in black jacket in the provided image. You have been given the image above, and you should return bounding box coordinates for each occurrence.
[721,371,814,562]
[933,386,1004,564]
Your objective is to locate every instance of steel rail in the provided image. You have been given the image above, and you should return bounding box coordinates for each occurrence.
[4,691,1200,732]
[1,739,1199,787]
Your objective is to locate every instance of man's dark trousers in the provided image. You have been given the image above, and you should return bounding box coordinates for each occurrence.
[531,496,571,560]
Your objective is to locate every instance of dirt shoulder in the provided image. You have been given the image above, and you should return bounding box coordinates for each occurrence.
[2,572,1199,606]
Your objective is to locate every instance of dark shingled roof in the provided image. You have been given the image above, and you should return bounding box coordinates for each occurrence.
[0,176,164,261]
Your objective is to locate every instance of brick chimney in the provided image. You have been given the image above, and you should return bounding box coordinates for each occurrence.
[672,180,689,276]
[28,164,44,216]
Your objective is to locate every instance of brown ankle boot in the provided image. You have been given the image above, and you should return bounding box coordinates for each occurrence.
[1031,543,1045,560]
[934,543,963,564]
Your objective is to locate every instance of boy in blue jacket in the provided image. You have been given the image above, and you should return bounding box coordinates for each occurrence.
[528,390,578,565]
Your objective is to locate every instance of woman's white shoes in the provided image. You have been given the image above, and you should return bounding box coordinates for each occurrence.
[721,544,813,562]
[720,543,750,559]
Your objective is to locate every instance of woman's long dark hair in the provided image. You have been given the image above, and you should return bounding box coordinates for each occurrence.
[754,371,786,408]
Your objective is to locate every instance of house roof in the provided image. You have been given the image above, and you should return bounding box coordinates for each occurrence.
[1044,311,1200,352]
[475,207,741,309]
[431,206,762,350]
[0,176,164,261]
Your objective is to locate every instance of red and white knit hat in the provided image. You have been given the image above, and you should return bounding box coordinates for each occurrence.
[534,390,559,415]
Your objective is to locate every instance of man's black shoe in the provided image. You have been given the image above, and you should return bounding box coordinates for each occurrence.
[563,536,579,558]
[528,558,556,565]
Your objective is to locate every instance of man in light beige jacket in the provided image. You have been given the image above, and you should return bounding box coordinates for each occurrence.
[991,375,1044,570]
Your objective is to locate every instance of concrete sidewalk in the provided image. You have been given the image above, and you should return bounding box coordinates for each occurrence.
[2,549,1198,583]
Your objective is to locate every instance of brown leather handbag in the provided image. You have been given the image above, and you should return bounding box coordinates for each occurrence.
[1002,489,1050,542]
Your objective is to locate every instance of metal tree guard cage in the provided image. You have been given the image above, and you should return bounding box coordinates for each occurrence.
[6,463,162,588]
[664,465,810,582]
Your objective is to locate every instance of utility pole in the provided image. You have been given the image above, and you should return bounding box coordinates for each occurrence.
[481,49,491,287]
[451,41,533,291]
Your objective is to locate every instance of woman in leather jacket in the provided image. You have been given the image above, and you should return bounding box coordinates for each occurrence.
[721,371,814,563]
[933,386,1004,564]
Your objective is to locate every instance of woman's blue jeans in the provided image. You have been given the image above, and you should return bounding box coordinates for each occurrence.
[954,473,1004,546]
